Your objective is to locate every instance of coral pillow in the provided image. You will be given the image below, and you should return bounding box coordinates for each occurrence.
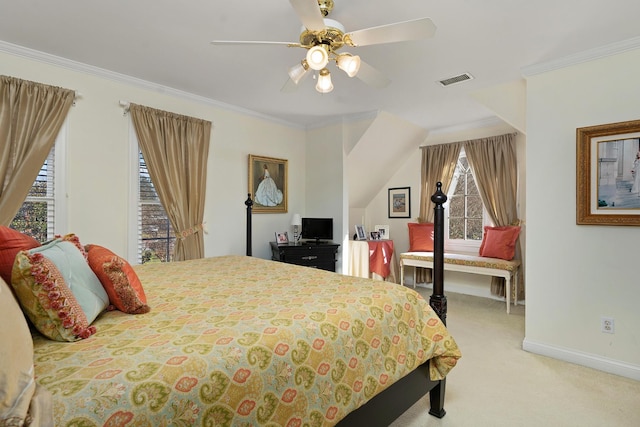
[85,244,150,314]
[0,226,40,285]
[479,225,521,260]
[11,239,109,341]
[408,222,435,252]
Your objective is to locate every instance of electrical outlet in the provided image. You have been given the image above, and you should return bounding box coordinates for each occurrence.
[601,317,615,334]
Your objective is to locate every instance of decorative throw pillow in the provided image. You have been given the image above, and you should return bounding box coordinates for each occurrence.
[479,225,521,260]
[0,277,37,424]
[0,225,40,285]
[85,244,150,314]
[11,238,109,341]
[408,222,435,252]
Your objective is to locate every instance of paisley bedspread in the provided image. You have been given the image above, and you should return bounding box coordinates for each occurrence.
[32,255,460,426]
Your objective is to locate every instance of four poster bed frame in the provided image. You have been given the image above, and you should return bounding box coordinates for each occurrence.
[244,182,450,426]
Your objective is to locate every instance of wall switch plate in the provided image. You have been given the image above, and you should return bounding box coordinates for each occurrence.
[601,317,615,334]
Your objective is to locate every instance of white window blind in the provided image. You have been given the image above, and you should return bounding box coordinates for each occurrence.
[138,151,175,264]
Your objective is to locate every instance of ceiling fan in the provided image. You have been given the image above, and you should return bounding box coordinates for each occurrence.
[210,0,436,93]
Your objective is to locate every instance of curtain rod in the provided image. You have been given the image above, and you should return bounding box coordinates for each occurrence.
[119,100,130,115]
[72,90,82,106]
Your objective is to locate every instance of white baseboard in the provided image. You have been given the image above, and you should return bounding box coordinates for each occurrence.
[522,338,640,381]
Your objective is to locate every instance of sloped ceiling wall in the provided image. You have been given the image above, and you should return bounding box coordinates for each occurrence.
[347,111,428,209]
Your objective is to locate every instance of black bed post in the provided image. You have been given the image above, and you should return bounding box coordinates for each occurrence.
[430,182,447,326]
[245,193,253,256]
[428,182,448,419]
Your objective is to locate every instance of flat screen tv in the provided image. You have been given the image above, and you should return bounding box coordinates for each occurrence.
[301,218,333,243]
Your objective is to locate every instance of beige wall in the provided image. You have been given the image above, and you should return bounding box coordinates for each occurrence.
[523,48,640,379]
[0,50,307,261]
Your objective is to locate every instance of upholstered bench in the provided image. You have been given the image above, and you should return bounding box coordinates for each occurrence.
[399,252,521,314]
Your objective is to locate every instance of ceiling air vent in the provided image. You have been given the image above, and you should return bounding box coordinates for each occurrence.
[438,73,474,87]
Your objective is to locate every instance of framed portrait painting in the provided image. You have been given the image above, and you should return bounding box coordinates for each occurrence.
[249,154,288,213]
[576,119,640,226]
[388,187,411,218]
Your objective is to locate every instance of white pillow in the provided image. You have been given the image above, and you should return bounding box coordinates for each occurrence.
[0,277,37,424]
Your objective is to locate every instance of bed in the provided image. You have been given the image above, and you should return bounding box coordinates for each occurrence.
[3,184,459,426]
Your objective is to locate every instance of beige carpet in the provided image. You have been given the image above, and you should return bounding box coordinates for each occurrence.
[390,291,640,427]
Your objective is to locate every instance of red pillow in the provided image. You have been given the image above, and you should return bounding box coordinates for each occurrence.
[407,222,435,252]
[479,225,521,260]
[0,226,40,284]
[85,244,150,314]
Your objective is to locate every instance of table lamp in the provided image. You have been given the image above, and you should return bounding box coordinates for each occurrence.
[291,213,302,243]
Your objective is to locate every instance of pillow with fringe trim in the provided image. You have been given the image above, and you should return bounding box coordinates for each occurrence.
[11,238,108,341]
[85,244,150,314]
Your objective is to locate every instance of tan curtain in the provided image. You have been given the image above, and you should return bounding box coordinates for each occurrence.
[130,104,211,261]
[464,133,521,298]
[415,142,462,283]
[0,76,74,225]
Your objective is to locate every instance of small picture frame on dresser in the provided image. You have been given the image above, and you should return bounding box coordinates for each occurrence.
[374,225,390,239]
[275,231,289,244]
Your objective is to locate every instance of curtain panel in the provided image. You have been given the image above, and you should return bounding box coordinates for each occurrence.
[0,76,74,225]
[464,132,521,298]
[130,104,212,262]
[416,142,462,283]
[418,142,463,223]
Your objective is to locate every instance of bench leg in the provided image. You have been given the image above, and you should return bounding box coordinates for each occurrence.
[505,276,511,314]
[412,267,416,289]
[514,270,518,307]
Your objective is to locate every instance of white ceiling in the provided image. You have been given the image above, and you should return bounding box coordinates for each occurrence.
[2,0,640,131]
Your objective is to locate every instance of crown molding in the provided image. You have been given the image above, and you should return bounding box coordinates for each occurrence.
[522,36,640,77]
[0,40,305,129]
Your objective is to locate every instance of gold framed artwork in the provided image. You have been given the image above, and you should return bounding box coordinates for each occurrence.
[248,154,288,213]
[576,119,640,226]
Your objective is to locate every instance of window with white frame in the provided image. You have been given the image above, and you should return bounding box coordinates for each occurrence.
[137,150,175,264]
[445,148,487,252]
[10,124,67,241]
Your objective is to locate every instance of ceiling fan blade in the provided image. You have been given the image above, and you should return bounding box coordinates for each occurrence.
[355,60,391,89]
[210,40,298,47]
[281,78,300,93]
[345,17,436,47]
[289,0,325,31]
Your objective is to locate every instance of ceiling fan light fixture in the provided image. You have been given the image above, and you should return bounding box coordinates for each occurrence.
[306,45,329,70]
[336,53,361,77]
[316,68,334,93]
[288,59,310,84]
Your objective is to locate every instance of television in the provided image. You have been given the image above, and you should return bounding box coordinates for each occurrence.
[301,218,333,243]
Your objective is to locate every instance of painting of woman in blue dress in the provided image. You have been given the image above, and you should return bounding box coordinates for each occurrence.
[255,163,283,207]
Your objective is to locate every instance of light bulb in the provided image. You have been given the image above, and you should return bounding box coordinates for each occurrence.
[336,53,361,77]
[316,68,334,93]
[288,60,310,84]
[306,45,329,71]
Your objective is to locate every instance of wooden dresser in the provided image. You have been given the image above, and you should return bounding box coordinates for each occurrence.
[270,241,340,272]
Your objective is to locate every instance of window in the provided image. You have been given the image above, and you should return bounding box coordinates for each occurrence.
[138,151,174,263]
[10,124,67,241]
[445,149,487,251]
